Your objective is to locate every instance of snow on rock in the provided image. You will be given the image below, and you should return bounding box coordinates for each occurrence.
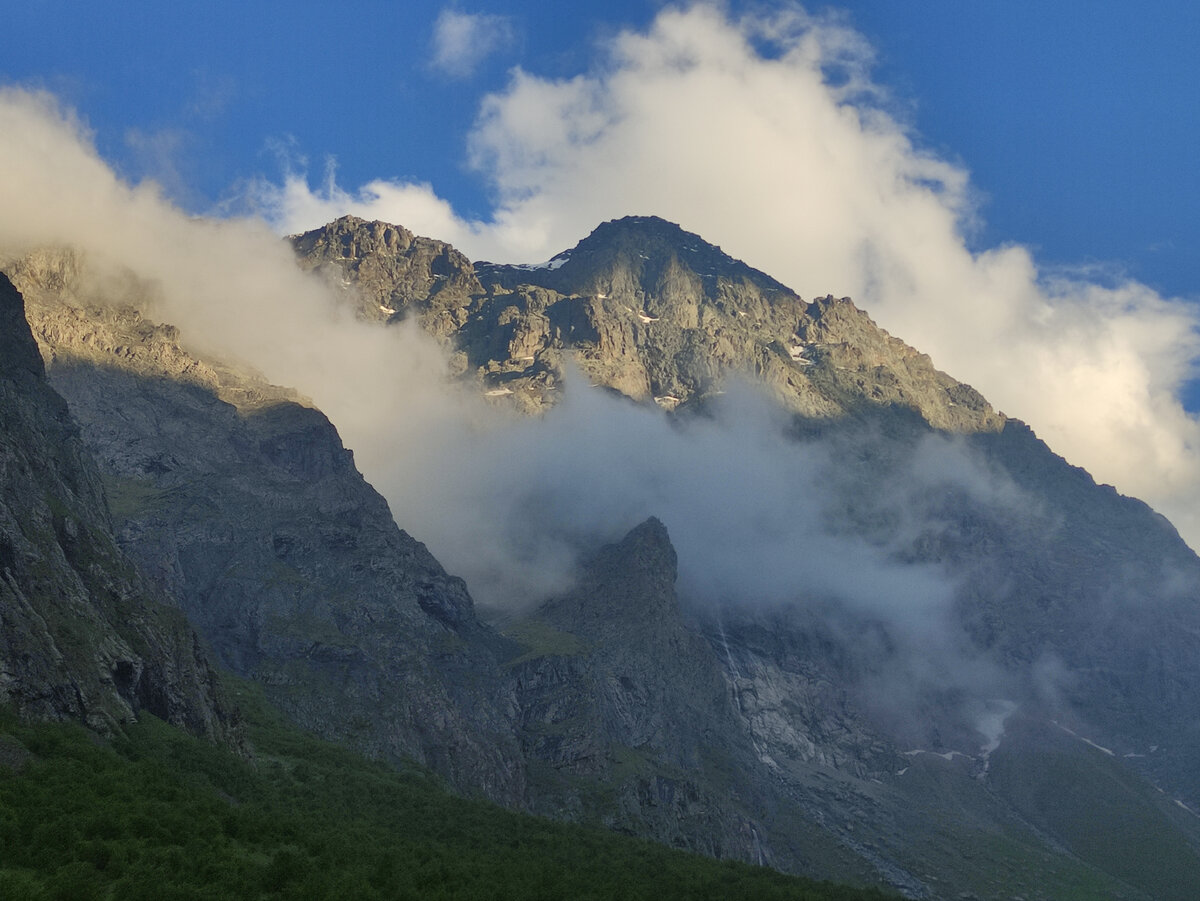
[1052,722,1115,756]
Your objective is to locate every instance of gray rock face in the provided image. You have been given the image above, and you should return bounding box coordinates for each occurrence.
[291,217,483,335]
[0,272,233,741]
[7,253,525,802]
[507,518,766,858]
[294,215,1002,429]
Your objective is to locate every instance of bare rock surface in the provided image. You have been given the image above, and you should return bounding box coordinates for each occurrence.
[7,253,526,802]
[0,272,234,742]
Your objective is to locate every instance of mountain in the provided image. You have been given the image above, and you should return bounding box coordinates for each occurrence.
[0,272,233,743]
[295,213,1200,783]
[291,214,1200,897]
[4,215,1200,899]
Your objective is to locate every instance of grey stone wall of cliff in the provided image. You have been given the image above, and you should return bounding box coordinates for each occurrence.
[0,272,235,742]
[6,252,526,803]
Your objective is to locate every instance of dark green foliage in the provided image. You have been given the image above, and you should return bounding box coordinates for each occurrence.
[0,704,896,901]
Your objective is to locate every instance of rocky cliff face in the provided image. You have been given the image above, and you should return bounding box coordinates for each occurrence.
[506,518,768,859]
[6,252,525,802]
[291,217,484,335]
[0,272,233,741]
[294,215,1002,431]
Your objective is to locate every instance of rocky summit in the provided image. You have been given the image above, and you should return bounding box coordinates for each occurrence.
[3,215,1200,900]
[293,215,1002,430]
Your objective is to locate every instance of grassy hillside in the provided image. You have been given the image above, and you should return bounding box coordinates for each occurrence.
[0,689,897,901]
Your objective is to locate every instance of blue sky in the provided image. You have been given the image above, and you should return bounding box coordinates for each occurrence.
[6,1,1196,298]
[5,1,1200,546]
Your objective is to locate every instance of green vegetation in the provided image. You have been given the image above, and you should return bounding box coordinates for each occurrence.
[0,695,897,901]
[988,735,1200,901]
[502,615,589,665]
[99,475,170,522]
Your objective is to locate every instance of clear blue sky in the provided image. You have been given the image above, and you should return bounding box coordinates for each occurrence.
[4,0,1197,299]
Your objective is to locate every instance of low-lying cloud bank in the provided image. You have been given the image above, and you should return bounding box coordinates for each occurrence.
[0,85,984,662]
[0,73,1150,737]
[256,2,1200,548]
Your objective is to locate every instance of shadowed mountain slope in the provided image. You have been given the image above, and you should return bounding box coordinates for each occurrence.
[0,273,233,742]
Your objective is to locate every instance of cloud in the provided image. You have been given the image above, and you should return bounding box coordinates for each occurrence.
[123,126,192,203]
[0,85,974,635]
[0,86,468,480]
[0,82,1089,739]
[430,9,517,79]
[267,2,1200,549]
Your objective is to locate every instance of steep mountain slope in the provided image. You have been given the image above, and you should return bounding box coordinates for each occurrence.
[507,518,768,859]
[5,252,526,802]
[0,273,232,742]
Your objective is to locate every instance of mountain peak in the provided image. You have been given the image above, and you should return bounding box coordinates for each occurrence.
[480,214,793,301]
[291,214,1003,430]
[539,517,680,638]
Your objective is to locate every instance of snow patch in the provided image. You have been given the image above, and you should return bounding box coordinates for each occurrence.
[1053,722,1115,756]
[484,388,513,396]
[904,749,970,762]
[510,252,570,272]
[638,312,659,323]
[787,344,811,363]
[379,305,396,314]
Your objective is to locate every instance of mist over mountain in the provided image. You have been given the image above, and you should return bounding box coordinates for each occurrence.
[2,88,1199,901]
[6,199,1200,899]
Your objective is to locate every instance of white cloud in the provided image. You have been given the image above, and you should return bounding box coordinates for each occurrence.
[430,8,517,79]
[0,78,1172,720]
[268,2,1200,548]
[0,85,974,642]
